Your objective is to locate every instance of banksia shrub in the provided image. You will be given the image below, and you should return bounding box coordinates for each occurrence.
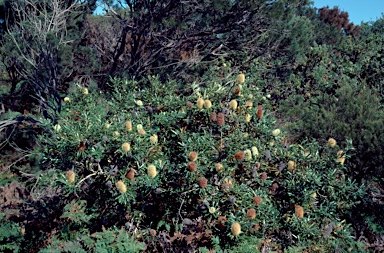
[295,204,304,218]
[204,99,212,109]
[187,161,197,172]
[66,170,75,183]
[237,73,245,84]
[125,121,132,131]
[229,100,238,110]
[253,196,262,206]
[197,97,204,109]
[231,222,241,236]
[147,164,157,178]
[116,180,127,194]
[188,151,198,161]
[198,177,208,188]
[328,138,337,147]
[247,208,256,220]
[234,151,245,161]
[217,112,225,126]
[122,142,131,152]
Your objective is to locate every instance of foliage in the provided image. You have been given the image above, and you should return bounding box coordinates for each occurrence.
[7,70,363,251]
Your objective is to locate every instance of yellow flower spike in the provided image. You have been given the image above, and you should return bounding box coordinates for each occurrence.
[147,164,157,178]
[65,170,75,183]
[215,163,224,173]
[231,222,241,236]
[328,138,337,147]
[53,124,61,132]
[104,123,111,129]
[272,129,281,137]
[245,114,251,123]
[150,134,158,144]
[203,100,212,109]
[82,87,89,95]
[137,124,143,130]
[251,146,259,157]
[237,73,245,84]
[337,150,346,164]
[244,149,252,161]
[125,121,132,131]
[113,131,120,137]
[229,100,238,110]
[64,97,70,102]
[196,98,204,109]
[245,100,253,108]
[116,180,127,194]
[287,161,296,172]
[122,142,131,152]
[136,100,143,106]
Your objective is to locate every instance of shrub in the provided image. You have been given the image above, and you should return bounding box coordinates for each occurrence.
[7,71,366,251]
[281,81,384,180]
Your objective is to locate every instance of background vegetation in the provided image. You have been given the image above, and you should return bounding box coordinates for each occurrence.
[0,0,383,252]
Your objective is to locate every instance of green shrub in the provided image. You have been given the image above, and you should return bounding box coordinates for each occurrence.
[281,81,384,180]
[9,70,366,251]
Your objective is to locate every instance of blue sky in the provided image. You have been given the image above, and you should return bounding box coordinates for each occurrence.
[312,0,384,24]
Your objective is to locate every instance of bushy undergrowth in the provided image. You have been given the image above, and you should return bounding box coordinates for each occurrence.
[6,69,364,252]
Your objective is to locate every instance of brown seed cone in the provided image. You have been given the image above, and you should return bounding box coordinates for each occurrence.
[234,151,245,161]
[188,151,198,161]
[260,172,267,181]
[187,161,197,172]
[198,177,208,188]
[216,112,225,126]
[295,204,304,218]
[247,208,256,220]
[125,169,135,180]
[66,170,75,183]
[210,111,217,122]
[150,229,157,237]
[125,121,132,131]
[271,182,279,192]
[234,86,241,96]
[217,216,227,229]
[253,196,263,206]
[257,104,263,119]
